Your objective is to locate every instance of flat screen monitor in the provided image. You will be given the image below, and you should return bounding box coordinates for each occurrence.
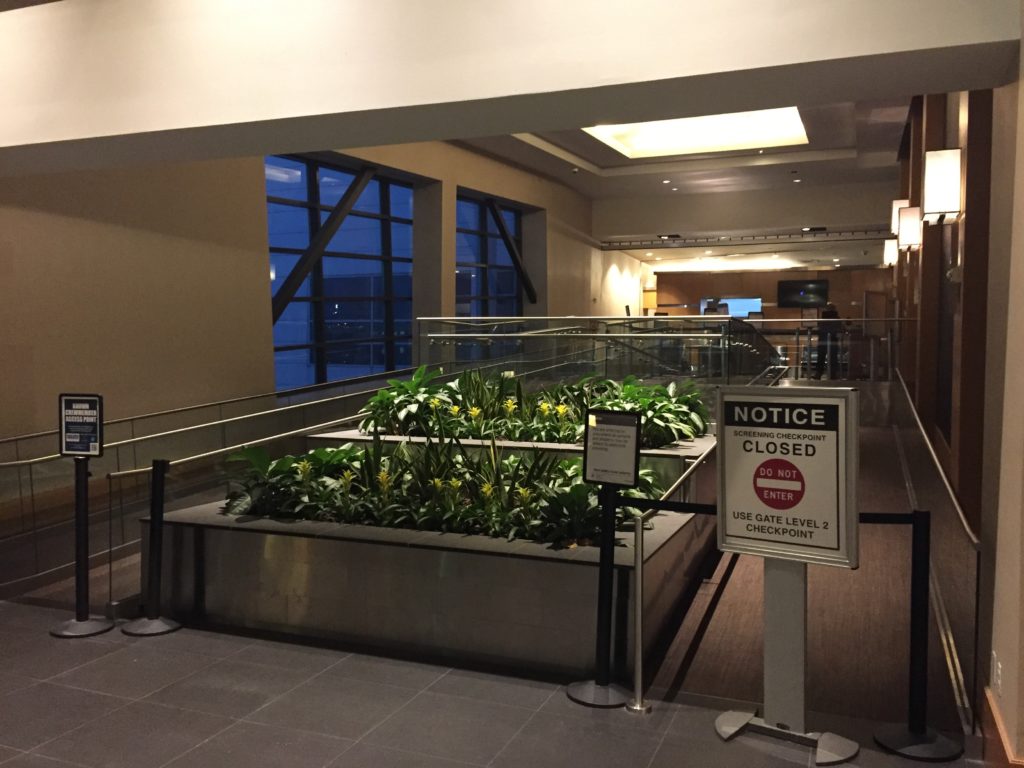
[777,280,829,309]
[699,297,762,318]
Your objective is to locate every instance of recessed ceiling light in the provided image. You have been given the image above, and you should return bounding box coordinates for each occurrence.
[801,227,811,232]
[671,187,678,191]
[771,254,779,259]
[704,250,713,255]
[719,236,728,240]
[833,258,840,263]
[583,107,808,159]
[645,252,653,256]
[662,179,671,184]
[793,178,802,183]
[655,257,662,261]
[659,235,669,240]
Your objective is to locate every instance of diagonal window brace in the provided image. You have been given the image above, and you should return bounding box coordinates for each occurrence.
[271,167,377,324]
[485,198,537,305]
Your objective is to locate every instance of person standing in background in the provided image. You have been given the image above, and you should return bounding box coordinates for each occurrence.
[814,302,842,379]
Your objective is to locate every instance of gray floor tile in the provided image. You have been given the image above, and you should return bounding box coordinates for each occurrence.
[0,673,35,698]
[538,687,678,733]
[0,630,119,681]
[0,746,20,764]
[145,659,311,718]
[0,683,126,750]
[0,603,74,633]
[232,640,347,675]
[247,675,417,739]
[650,730,811,768]
[492,712,664,768]
[364,691,532,765]
[805,712,967,768]
[35,701,234,768]
[327,654,448,690]
[329,743,477,768]
[51,645,216,700]
[123,629,254,659]
[165,721,352,768]
[427,669,558,711]
[2,756,87,768]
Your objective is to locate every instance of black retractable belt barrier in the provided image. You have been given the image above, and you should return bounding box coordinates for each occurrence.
[122,459,181,637]
[566,485,631,708]
[872,510,963,762]
[51,457,115,638]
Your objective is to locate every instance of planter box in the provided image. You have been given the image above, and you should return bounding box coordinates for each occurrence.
[146,494,716,678]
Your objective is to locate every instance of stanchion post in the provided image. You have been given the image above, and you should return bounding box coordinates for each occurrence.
[50,457,114,638]
[874,510,963,761]
[567,485,630,708]
[122,459,181,636]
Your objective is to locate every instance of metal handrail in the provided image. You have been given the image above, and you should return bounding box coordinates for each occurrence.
[426,332,725,340]
[894,370,980,549]
[106,414,365,480]
[0,384,383,469]
[0,367,415,446]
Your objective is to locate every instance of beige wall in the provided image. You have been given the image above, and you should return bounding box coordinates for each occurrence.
[988,13,1024,755]
[0,158,275,437]
[343,141,642,320]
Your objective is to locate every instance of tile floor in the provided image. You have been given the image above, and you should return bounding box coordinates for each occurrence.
[0,600,979,768]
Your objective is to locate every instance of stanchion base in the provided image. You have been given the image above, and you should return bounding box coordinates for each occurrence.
[121,617,182,637]
[874,724,963,762]
[50,617,114,639]
[715,711,859,766]
[626,699,652,715]
[566,680,630,709]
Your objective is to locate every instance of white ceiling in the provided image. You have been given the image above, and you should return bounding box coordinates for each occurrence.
[459,98,908,268]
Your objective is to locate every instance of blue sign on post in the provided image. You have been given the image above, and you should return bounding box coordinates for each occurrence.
[59,394,103,457]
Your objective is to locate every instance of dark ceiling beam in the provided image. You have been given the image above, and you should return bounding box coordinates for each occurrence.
[271,166,376,323]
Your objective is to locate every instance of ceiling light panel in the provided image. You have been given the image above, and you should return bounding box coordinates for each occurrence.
[582,107,808,159]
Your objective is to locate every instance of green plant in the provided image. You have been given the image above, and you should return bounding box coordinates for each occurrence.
[223,439,664,547]
[358,365,450,436]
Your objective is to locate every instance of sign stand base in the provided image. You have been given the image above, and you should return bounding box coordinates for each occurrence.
[873,724,963,762]
[51,617,114,639]
[715,712,859,766]
[566,680,631,709]
[121,617,181,637]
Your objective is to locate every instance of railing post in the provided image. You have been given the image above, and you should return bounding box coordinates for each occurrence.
[122,459,181,636]
[626,514,651,714]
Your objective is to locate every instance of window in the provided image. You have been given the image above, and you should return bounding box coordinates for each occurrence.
[265,156,414,389]
[455,196,522,318]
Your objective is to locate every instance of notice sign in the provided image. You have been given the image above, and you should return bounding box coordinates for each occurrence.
[583,409,640,488]
[717,386,858,568]
[59,394,103,457]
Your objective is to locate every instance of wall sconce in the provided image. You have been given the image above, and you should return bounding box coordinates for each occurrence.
[883,239,898,266]
[897,206,923,250]
[923,148,962,224]
[891,198,910,235]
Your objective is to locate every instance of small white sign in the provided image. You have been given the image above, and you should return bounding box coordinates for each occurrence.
[717,386,858,568]
[583,409,640,488]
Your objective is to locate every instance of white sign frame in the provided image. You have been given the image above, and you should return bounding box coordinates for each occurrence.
[583,409,641,488]
[717,386,858,568]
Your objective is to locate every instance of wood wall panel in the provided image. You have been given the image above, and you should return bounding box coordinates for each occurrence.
[654,267,893,322]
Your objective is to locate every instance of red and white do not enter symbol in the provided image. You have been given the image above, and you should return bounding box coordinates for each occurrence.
[753,458,805,510]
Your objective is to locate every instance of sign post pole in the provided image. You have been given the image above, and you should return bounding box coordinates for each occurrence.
[567,409,640,709]
[714,386,859,765]
[52,394,113,639]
